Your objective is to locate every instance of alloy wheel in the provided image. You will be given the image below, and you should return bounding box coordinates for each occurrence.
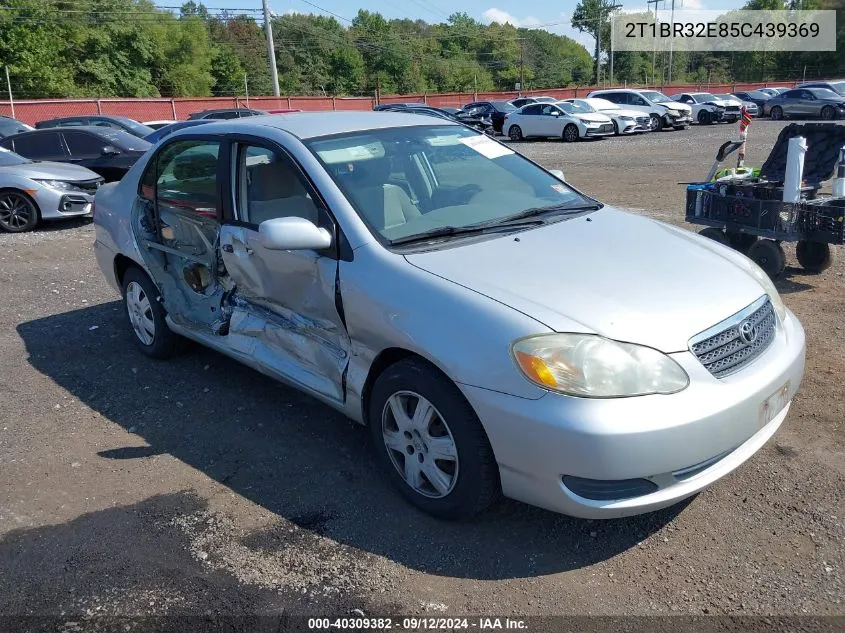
[381,390,459,499]
[0,192,36,232]
[125,281,156,346]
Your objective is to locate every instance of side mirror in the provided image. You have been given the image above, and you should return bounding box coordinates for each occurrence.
[258,216,332,251]
[549,169,566,182]
[101,145,121,156]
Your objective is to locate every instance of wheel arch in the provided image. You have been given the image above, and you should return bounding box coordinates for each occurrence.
[0,187,42,220]
[360,347,462,427]
[113,253,142,288]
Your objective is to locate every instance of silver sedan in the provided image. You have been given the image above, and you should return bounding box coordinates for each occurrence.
[93,112,806,520]
[0,147,102,232]
[763,87,845,120]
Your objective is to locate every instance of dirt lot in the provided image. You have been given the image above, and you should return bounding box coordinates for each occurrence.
[1,121,843,624]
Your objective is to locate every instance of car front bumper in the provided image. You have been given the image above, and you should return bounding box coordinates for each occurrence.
[665,114,692,126]
[582,123,615,137]
[33,188,95,221]
[462,307,805,519]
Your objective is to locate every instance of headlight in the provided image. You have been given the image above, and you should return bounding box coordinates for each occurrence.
[619,115,634,121]
[578,118,596,125]
[34,179,78,191]
[732,255,787,322]
[511,334,689,398]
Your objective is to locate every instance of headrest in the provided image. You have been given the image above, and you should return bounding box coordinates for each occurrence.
[249,161,304,200]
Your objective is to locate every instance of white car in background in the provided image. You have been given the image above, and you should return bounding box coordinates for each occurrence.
[504,101,614,142]
[561,98,651,135]
[714,94,759,117]
[671,93,740,125]
[588,89,692,131]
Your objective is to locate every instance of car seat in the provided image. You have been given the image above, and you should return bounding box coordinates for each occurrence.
[247,161,319,225]
[342,157,422,230]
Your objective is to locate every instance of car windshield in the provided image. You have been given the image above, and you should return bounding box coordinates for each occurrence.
[745,91,769,99]
[693,93,718,102]
[0,146,31,166]
[117,118,155,137]
[828,81,845,95]
[306,125,597,244]
[809,88,842,99]
[715,94,736,100]
[641,91,671,103]
[97,129,152,151]
[560,101,593,114]
[588,98,618,110]
[491,101,516,112]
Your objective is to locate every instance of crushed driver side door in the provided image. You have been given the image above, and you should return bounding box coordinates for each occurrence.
[218,141,350,402]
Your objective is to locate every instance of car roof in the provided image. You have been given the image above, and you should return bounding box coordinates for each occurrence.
[193,111,460,140]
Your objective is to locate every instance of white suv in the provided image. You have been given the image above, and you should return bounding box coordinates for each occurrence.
[588,89,692,131]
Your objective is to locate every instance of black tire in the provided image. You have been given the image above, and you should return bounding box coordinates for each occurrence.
[562,124,579,143]
[0,189,40,233]
[698,110,712,125]
[770,106,784,121]
[368,358,500,520]
[121,266,179,359]
[796,240,833,273]
[508,125,523,141]
[612,120,620,135]
[673,125,688,130]
[820,105,836,121]
[727,231,758,253]
[649,113,663,131]
[699,227,730,245]
[748,239,786,278]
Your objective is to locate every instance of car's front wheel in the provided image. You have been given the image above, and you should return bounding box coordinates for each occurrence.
[770,106,784,120]
[0,190,39,233]
[562,124,579,143]
[649,113,663,131]
[820,105,836,121]
[369,358,499,520]
[698,110,712,125]
[122,266,179,359]
[508,125,523,141]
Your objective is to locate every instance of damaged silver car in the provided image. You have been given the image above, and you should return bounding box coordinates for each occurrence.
[94,112,805,520]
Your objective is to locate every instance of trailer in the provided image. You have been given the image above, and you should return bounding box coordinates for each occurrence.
[684,122,845,277]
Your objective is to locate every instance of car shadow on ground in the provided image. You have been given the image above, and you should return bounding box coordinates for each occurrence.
[15,302,687,581]
[775,267,816,294]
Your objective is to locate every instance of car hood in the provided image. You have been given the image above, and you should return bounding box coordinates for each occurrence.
[404,208,766,353]
[577,113,612,123]
[0,160,101,181]
[661,102,691,114]
[603,108,645,118]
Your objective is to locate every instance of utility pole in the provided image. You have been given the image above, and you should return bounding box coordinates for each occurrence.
[4,67,13,119]
[668,0,677,85]
[244,72,249,107]
[263,0,280,97]
[647,0,664,87]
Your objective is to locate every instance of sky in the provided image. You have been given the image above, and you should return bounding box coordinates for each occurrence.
[173,1,753,52]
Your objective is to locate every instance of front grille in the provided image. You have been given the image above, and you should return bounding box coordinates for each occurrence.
[690,297,776,378]
[725,105,740,112]
[636,116,650,127]
[598,123,613,133]
[73,179,102,194]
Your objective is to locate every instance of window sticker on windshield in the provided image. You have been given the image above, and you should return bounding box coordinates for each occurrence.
[458,135,514,159]
[551,184,567,194]
[425,134,463,146]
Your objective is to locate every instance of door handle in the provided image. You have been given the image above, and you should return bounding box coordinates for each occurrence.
[222,244,234,253]
[245,247,254,255]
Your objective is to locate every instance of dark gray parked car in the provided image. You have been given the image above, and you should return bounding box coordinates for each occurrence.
[0,116,34,139]
[35,115,154,139]
[763,88,845,120]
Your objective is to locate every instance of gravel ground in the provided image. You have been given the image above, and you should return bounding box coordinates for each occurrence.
[0,121,842,624]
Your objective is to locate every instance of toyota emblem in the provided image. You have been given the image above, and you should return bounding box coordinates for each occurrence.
[739,319,757,345]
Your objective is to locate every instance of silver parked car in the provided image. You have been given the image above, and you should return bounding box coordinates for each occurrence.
[93,112,806,520]
[0,146,102,232]
[764,87,845,120]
